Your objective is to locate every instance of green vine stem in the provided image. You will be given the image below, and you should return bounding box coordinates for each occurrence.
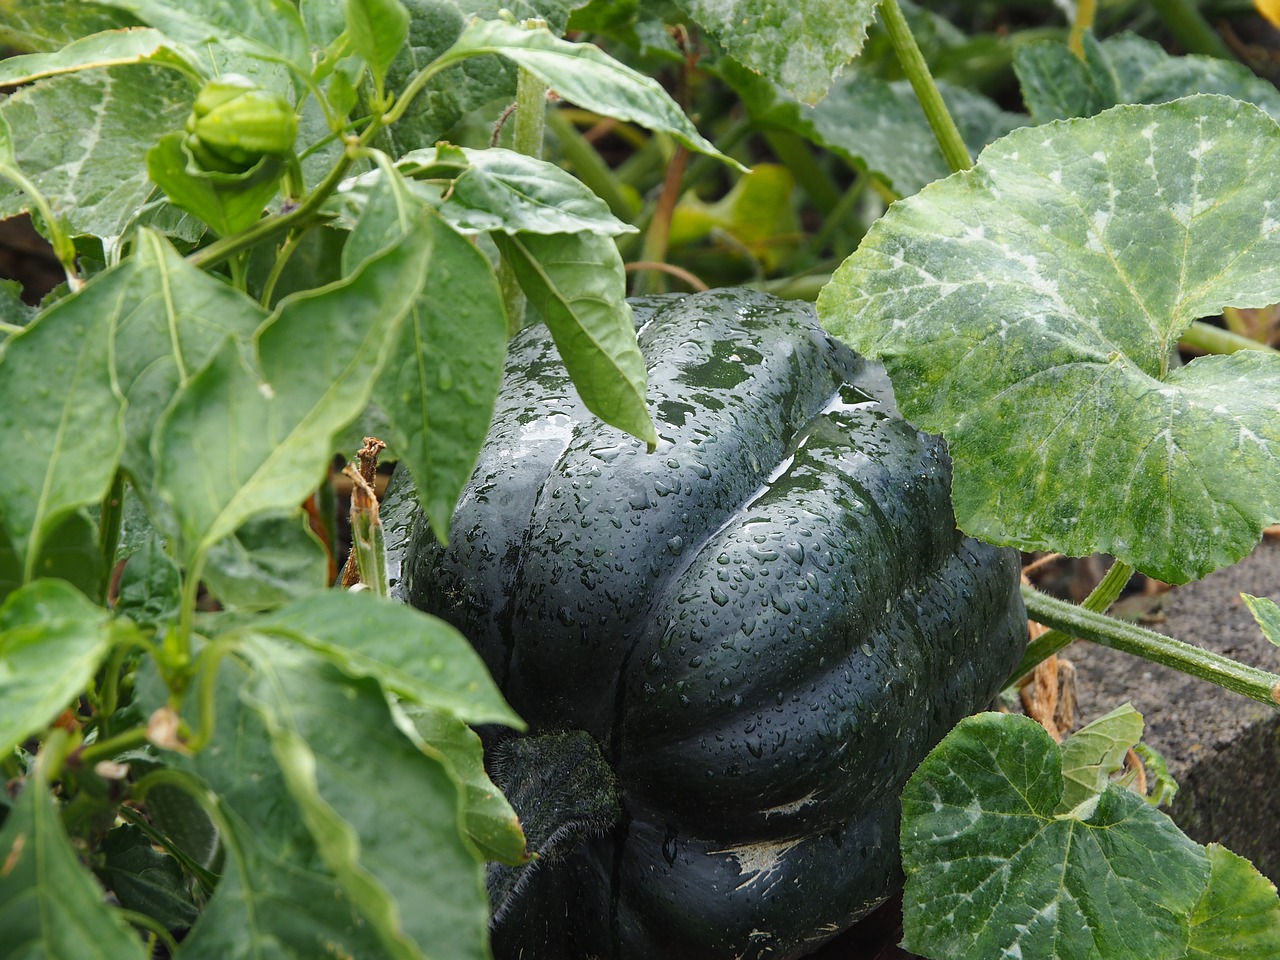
[1182,319,1280,355]
[97,471,125,605]
[1021,584,1280,707]
[878,0,971,175]
[1016,558,1134,678]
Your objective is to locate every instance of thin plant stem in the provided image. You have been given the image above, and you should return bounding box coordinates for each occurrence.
[1150,0,1234,59]
[1182,319,1280,355]
[97,471,125,605]
[1021,584,1280,708]
[1016,558,1134,678]
[497,53,549,334]
[878,0,971,175]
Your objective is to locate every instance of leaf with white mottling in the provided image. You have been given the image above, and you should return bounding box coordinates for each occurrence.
[0,27,197,86]
[723,57,1024,196]
[819,96,1280,583]
[1016,32,1280,125]
[901,712,1209,960]
[0,2,142,53]
[675,0,876,105]
[0,66,193,241]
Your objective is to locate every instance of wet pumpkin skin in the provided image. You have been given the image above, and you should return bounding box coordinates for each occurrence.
[388,290,1027,960]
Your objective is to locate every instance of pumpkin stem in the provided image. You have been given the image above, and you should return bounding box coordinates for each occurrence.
[485,730,621,924]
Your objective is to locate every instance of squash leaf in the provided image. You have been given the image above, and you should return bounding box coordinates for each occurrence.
[1186,844,1280,959]
[673,0,877,106]
[1057,702,1145,816]
[901,712,1209,960]
[819,96,1280,583]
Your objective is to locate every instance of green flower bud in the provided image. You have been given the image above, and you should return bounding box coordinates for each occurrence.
[185,74,298,174]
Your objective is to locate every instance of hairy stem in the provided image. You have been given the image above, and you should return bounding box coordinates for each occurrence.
[1021,584,1280,707]
[1016,558,1134,678]
[878,0,971,175]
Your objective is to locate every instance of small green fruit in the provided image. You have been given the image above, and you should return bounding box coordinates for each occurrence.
[185,74,298,174]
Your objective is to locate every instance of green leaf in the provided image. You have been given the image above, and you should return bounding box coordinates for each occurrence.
[1015,32,1280,125]
[0,26,197,85]
[398,144,637,236]
[241,637,490,960]
[346,0,410,87]
[111,230,268,497]
[104,0,310,80]
[0,580,118,758]
[343,167,508,543]
[98,823,199,932]
[146,132,285,236]
[901,712,1209,960]
[1242,593,1280,649]
[0,2,143,53]
[406,705,528,865]
[674,0,876,106]
[0,278,34,330]
[495,230,656,450]
[0,65,194,241]
[1186,843,1280,959]
[1134,742,1179,808]
[723,57,1024,197]
[444,18,743,169]
[203,512,328,610]
[818,96,1280,583]
[0,747,148,959]
[0,268,122,581]
[153,227,432,566]
[115,531,182,628]
[255,590,521,726]
[0,512,104,606]
[1058,702,1145,815]
[177,657,392,959]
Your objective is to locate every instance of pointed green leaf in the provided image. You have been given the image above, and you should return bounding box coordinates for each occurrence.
[901,712,1209,960]
[178,656,392,960]
[398,144,637,236]
[256,590,520,726]
[346,0,410,86]
[154,227,432,564]
[342,165,508,545]
[0,580,118,758]
[1186,844,1280,959]
[111,231,267,495]
[0,748,148,959]
[0,27,197,86]
[818,96,1280,583]
[0,269,123,581]
[115,531,182,627]
[675,0,876,105]
[444,18,743,169]
[1242,593,1280,649]
[1,512,103,607]
[0,66,194,241]
[146,132,285,237]
[407,705,528,866]
[241,638,490,960]
[1058,702,1145,815]
[495,230,656,450]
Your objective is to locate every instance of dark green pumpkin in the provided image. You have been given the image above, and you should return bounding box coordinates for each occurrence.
[386,290,1027,959]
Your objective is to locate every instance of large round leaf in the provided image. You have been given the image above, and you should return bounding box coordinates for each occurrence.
[819,95,1280,582]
